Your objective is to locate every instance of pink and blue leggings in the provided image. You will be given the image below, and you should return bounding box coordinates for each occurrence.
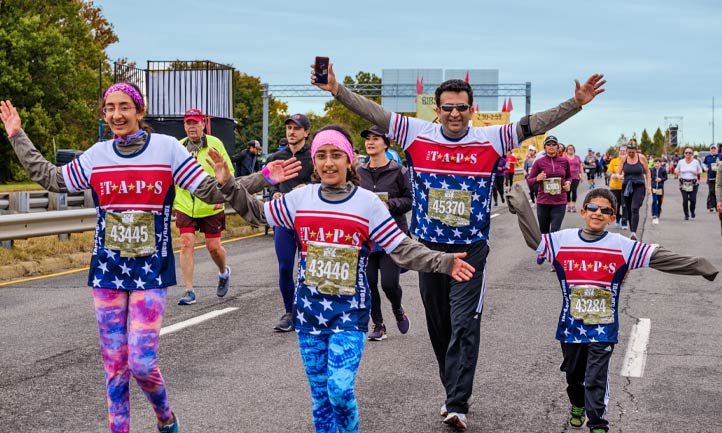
[93,288,173,433]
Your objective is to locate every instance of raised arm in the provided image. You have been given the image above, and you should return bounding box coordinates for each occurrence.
[312,64,391,131]
[1,101,68,192]
[506,183,542,250]
[516,74,606,142]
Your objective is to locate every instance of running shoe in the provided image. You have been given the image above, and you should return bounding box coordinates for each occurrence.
[568,405,586,428]
[691,212,696,219]
[274,312,294,332]
[216,266,231,297]
[178,290,196,305]
[393,307,410,334]
[630,232,637,241]
[652,217,659,225]
[590,429,606,433]
[621,223,628,230]
[368,323,387,341]
[158,413,179,433]
[440,395,474,418]
[614,221,620,228]
[443,412,467,430]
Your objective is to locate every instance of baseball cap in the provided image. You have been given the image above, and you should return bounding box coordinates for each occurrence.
[285,113,310,130]
[528,145,536,151]
[710,144,718,149]
[360,125,390,146]
[247,140,261,149]
[543,135,559,146]
[183,108,203,122]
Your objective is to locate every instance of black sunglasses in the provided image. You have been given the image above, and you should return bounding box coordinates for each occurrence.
[439,103,470,112]
[584,203,615,215]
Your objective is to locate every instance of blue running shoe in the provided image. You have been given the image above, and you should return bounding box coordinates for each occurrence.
[178,290,196,305]
[216,266,231,297]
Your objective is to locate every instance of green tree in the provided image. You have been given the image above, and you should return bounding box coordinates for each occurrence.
[0,0,117,182]
[319,71,382,150]
[639,129,653,155]
[652,128,665,156]
[232,71,288,154]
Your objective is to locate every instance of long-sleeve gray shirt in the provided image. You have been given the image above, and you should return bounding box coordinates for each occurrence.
[505,183,718,281]
[9,129,268,202]
[333,84,582,141]
[217,179,457,275]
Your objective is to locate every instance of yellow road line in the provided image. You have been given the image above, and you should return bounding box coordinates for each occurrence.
[0,231,269,287]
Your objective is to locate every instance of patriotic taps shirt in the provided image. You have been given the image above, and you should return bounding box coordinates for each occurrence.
[264,185,406,334]
[62,133,208,290]
[388,113,518,244]
[537,229,656,343]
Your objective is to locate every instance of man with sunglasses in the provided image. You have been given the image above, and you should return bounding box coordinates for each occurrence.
[505,185,717,433]
[312,64,605,430]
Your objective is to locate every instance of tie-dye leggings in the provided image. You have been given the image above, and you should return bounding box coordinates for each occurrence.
[93,288,173,433]
[297,331,365,433]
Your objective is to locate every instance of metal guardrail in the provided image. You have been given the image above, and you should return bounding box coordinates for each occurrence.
[0,190,91,215]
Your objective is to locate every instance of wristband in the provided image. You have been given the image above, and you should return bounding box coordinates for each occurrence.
[9,129,19,138]
[262,166,277,185]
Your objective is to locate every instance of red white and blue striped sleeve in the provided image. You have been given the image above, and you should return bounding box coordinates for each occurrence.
[172,153,208,193]
[535,233,555,264]
[483,123,519,156]
[61,151,92,193]
[388,113,426,151]
[368,196,405,253]
[626,241,656,270]
[263,195,294,229]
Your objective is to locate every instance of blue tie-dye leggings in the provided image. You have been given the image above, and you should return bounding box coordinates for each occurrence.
[297,331,366,433]
[93,288,173,433]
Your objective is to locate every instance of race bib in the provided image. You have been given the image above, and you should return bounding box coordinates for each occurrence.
[104,211,156,258]
[374,192,389,203]
[652,188,663,195]
[570,285,613,325]
[304,241,359,296]
[428,188,472,227]
[712,162,718,171]
[681,181,695,192]
[543,178,562,195]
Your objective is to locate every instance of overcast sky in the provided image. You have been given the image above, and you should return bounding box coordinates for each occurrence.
[96,0,721,152]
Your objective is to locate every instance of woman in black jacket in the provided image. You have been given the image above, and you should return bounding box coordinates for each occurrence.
[357,126,412,341]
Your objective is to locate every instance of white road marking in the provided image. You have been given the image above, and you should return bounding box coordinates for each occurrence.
[620,318,652,377]
[161,307,238,336]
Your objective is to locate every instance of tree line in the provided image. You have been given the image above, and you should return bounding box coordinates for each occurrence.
[0,1,382,183]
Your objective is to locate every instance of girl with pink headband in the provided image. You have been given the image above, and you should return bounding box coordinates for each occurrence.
[208,124,476,433]
[0,84,300,433]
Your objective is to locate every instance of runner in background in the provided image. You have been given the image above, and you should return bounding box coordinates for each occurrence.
[564,144,583,212]
[703,144,721,212]
[650,158,668,225]
[616,141,651,240]
[607,146,627,229]
[357,125,412,341]
[675,147,704,221]
[527,135,571,234]
[175,108,233,306]
[504,149,517,193]
[524,145,538,203]
[583,148,598,189]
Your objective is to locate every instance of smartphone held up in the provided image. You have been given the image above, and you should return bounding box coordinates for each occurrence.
[314,56,329,85]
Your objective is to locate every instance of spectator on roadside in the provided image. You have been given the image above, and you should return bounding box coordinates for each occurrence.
[175,108,234,306]
[266,113,315,332]
[231,139,262,177]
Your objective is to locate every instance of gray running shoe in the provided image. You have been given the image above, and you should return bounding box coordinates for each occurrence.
[178,290,196,305]
[367,323,387,341]
[274,312,294,332]
[216,266,231,297]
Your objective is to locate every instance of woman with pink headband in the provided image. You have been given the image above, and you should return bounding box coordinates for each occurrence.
[0,84,300,433]
[207,124,475,433]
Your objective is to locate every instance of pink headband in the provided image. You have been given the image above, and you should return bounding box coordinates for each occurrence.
[311,130,354,163]
[103,83,144,110]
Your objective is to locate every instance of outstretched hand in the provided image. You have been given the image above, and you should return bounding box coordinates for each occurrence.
[0,100,22,136]
[450,252,476,282]
[310,63,339,96]
[207,148,232,185]
[265,158,302,184]
[573,74,606,107]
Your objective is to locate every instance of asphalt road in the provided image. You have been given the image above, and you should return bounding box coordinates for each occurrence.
[1,181,721,433]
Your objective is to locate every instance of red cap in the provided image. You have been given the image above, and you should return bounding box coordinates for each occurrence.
[183,108,203,122]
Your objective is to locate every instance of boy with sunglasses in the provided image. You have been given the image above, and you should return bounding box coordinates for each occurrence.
[506,185,717,433]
